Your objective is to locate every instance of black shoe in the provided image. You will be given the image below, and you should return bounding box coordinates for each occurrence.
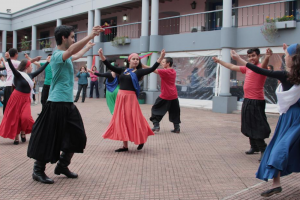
[115,147,129,152]
[13,140,19,145]
[259,151,265,162]
[54,165,78,178]
[33,161,54,184]
[171,128,180,133]
[151,126,160,132]
[21,134,26,142]
[137,144,144,150]
[261,187,282,197]
[245,148,259,154]
[32,172,54,184]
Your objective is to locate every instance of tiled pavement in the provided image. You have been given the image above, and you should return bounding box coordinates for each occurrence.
[1,98,300,200]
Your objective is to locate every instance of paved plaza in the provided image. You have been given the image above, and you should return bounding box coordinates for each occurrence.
[1,98,300,200]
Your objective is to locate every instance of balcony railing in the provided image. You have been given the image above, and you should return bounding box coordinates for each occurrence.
[101,22,141,42]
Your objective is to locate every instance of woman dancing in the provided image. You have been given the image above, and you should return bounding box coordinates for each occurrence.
[99,48,165,152]
[0,53,50,144]
[230,44,300,197]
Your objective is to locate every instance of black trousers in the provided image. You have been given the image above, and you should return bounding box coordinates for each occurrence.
[3,86,13,114]
[74,84,87,102]
[41,84,50,110]
[249,138,267,152]
[150,97,181,125]
[89,81,99,98]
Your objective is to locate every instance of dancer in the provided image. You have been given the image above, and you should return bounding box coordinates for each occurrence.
[89,66,100,98]
[0,53,47,145]
[231,44,300,197]
[25,53,52,109]
[212,48,271,161]
[74,66,90,103]
[142,57,181,133]
[88,68,119,114]
[27,25,103,184]
[2,48,20,114]
[99,48,165,152]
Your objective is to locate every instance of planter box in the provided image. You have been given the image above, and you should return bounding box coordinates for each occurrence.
[125,38,131,44]
[43,48,53,53]
[22,50,31,54]
[276,21,296,29]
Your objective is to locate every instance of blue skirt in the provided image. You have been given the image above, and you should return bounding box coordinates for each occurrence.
[256,99,300,181]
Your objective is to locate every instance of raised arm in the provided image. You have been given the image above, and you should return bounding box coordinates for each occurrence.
[142,63,159,74]
[25,53,41,67]
[212,56,241,72]
[98,48,124,74]
[136,49,165,77]
[29,56,51,79]
[72,42,95,61]
[62,26,104,61]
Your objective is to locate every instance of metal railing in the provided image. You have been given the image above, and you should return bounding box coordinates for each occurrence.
[102,22,141,42]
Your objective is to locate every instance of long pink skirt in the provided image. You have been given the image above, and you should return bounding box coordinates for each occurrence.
[102,90,154,145]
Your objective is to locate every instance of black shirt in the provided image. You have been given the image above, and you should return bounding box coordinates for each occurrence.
[103,60,160,91]
[7,58,49,93]
[246,63,293,91]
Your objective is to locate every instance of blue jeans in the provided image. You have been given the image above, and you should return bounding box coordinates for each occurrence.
[89,80,99,98]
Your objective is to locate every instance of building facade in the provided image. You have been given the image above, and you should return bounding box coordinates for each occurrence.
[0,0,300,113]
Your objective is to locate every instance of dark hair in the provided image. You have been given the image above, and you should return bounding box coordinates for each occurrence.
[126,57,143,81]
[17,60,29,72]
[247,48,260,56]
[267,65,274,71]
[80,66,87,72]
[54,25,75,45]
[8,48,18,57]
[48,54,52,56]
[92,66,97,71]
[288,44,300,85]
[164,57,173,67]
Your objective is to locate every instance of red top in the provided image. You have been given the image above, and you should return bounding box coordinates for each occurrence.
[102,25,112,35]
[90,71,99,82]
[239,64,266,100]
[157,68,178,100]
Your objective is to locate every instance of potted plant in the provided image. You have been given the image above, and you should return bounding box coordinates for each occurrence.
[275,15,296,29]
[261,18,278,43]
[111,36,131,47]
[40,40,53,52]
[21,38,30,54]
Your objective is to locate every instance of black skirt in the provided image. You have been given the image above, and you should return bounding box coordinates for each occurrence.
[241,98,271,139]
[27,101,87,163]
[3,86,14,114]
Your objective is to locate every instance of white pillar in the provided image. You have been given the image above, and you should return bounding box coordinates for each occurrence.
[2,31,7,52]
[94,9,101,72]
[13,31,17,49]
[87,10,94,70]
[141,0,149,37]
[219,0,232,96]
[32,25,37,50]
[148,0,159,92]
[57,19,62,27]
[141,57,148,91]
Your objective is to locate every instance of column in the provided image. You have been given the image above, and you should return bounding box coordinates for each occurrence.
[2,31,7,53]
[32,25,37,50]
[219,0,232,96]
[57,19,62,27]
[13,31,17,49]
[141,0,149,90]
[148,0,159,92]
[94,9,101,72]
[87,10,94,70]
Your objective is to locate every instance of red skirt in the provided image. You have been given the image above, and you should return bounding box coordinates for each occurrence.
[103,90,154,145]
[0,90,34,140]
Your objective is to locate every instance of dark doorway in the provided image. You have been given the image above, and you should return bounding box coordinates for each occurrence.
[39,31,50,49]
[101,17,117,42]
[159,11,180,35]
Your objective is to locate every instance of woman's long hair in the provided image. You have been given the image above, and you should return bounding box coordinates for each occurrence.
[17,60,30,72]
[288,44,300,85]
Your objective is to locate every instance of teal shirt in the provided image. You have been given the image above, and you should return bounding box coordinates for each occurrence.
[48,50,74,102]
[41,62,52,85]
[76,71,90,85]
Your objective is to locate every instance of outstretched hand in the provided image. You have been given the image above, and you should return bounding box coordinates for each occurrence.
[157,49,166,63]
[5,52,10,59]
[265,48,273,58]
[24,53,30,59]
[98,48,106,61]
[87,69,93,73]
[30,56,42,63]
[46,56,51,62]
[230,50,241,61]
[212,57,220,63]
[86,41,95,49]
[283,43,288,51]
